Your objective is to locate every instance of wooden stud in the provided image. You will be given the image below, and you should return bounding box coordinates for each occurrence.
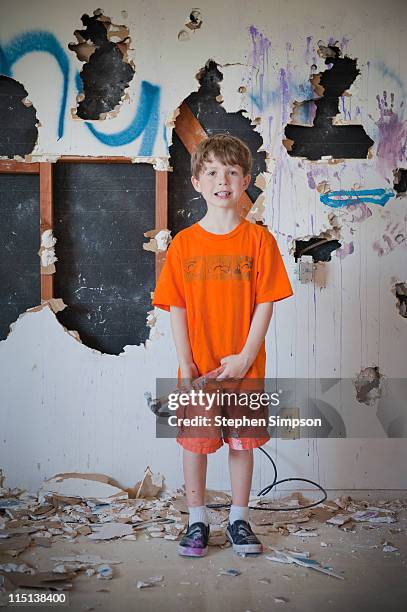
[39,163,53,301]
[155,170,168,281]
[174,101,253,218]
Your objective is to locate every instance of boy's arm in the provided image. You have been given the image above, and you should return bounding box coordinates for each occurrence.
[170,306,199,380]
[217,302,274,379]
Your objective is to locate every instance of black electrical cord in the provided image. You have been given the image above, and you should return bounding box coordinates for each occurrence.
[206,445,327,512]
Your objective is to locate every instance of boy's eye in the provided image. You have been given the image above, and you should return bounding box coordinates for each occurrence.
[208,171,216,175]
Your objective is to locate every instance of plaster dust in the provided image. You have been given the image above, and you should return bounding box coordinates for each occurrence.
[1,498,406,612]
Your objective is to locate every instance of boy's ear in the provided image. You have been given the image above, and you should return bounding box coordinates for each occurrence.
[243,174,251,190]
[191,175,202,193]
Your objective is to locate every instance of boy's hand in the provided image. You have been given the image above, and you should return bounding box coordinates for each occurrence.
[216,353,252,380]
[179,362,199,385]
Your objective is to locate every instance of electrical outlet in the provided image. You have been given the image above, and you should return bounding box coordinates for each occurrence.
[278,407,300,439]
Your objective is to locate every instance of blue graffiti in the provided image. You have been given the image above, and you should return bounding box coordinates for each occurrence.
[75,72,160,155]
[320,188,395,208]
[0,31,69,140]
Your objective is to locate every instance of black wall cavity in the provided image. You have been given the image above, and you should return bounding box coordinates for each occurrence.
[0,76,38,157]
[294,237,341,262]
[53,163,155,354]
[394,168,407,196]
[284,46,374,160]
[0,174,40,339]
[69,11,135,120]
[168,60,266,236]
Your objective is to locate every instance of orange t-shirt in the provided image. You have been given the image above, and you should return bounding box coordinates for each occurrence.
[152,219,293,378]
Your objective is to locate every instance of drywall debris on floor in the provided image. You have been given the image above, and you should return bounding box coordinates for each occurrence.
[1,469,406,594]
[143,229,172,253]
[266,547,344,579]
[69,9,135,120]
[38,472,129,504]
[283,43,374,160]
[0,76,39,158]
[393,282,407,318]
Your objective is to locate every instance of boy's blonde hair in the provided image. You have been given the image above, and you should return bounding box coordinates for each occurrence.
[191,134,252,178]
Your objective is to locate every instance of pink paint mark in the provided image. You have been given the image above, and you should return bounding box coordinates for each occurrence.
[336,241,354,259]
[346,203,372,223]
[376,92,407,175]
[373,219,406,256]
[307,171,316,189]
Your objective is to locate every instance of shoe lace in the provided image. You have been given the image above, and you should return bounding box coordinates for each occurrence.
[187,524,205,541]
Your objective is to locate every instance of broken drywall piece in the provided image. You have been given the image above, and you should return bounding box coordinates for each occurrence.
[96,564,114,579]
[146,309,157,329]
[0,570,76,591]
[354,367,383,406]
[143,229,172,253]
[69,9,135,120]
[0,534,31,556]
[266,548,344,580]
[133,467,165,499]
[41,229,57,249]
[51,554,121,566]
[27,299,67,315]
[136,575,163,589]
[88,523,134,540]
[284,44,373,160]
[0,76,39,157]
[38,473,128,504]
[38,229,58,273]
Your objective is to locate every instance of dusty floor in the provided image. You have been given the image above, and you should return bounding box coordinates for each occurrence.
[1,500,406,612]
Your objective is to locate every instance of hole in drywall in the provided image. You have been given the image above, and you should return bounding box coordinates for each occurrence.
[69,8,135,120]
[294,235,341,262]
[168,59,267,235]
[53,162,155,355]
[394,282,407,318]
[354,366,382,406]
[283,43,374,160]
[0,76,39,157]
[0,173,40,339]
[187,9,203,29]
[393,168,407,196]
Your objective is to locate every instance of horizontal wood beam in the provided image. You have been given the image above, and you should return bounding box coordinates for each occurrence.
[0,161,40,174]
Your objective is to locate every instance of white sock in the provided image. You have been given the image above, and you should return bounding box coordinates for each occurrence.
[229,505,249,525]
[188,505,208,526]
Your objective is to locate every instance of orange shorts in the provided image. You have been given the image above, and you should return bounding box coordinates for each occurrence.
[175,378,270,454]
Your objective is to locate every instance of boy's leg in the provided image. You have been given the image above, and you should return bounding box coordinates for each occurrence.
[178,448,209,557]
[227,447,263,554]
[183,448,207,508]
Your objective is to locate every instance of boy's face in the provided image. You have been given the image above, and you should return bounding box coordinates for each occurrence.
[191,156,250,211]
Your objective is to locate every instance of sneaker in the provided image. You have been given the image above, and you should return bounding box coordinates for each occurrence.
[226,520,263,554]
[178,522,209,557]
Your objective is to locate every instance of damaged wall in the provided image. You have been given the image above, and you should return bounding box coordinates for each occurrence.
[0,0,406,493]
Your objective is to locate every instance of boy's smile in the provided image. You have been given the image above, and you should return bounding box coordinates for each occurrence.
[191,157,250,210]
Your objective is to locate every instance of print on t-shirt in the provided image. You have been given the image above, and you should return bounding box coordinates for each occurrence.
[183,254,253,282]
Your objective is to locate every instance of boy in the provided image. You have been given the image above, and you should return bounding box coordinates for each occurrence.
[153,134,293,557]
